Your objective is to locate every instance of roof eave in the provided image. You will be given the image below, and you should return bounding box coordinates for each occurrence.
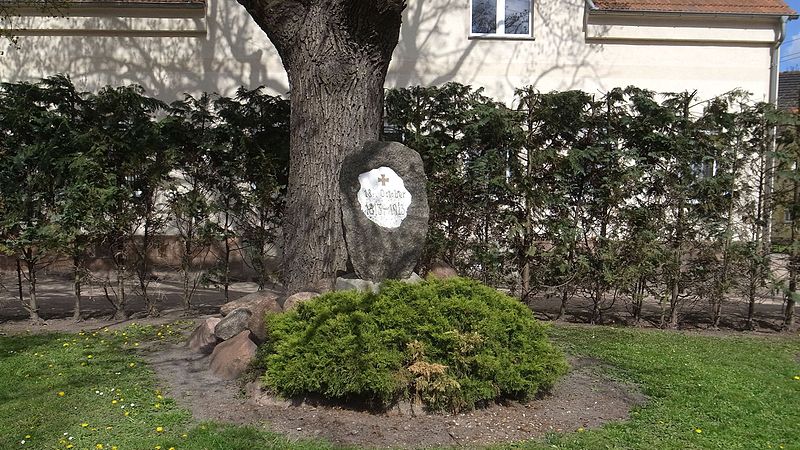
[587,7,799,20]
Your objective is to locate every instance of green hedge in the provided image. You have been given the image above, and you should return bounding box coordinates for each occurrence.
[259,277,568,412]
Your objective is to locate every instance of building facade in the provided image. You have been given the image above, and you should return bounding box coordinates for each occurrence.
[0,0,796,104]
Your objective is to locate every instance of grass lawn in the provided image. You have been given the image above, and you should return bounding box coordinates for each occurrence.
[0,323,797,450]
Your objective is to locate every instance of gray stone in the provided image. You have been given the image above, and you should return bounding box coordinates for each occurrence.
[220,289,282,316]
[209,330,257,380]
[335,275,380,293]
[282,291,320,311]
[402,272,423,284]
[340,141,429,282]
[186,317,222,354]
[214,308,252,341]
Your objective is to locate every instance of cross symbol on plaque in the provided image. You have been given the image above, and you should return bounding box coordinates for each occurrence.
[378,174,389,186]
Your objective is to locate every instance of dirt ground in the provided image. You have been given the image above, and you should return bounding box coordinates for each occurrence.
[147,335,646,449]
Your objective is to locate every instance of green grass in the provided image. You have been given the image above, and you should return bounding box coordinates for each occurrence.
[0,323,798,449]
[509,326,800,450]
[0,323,337,450]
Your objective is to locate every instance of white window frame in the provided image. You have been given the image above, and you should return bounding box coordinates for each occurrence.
[469,0,534,40]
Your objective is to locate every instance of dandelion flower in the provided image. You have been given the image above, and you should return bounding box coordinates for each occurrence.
[112,400,117,405]
[694,428,702,434]
[128,363,136,368]
[96,444,104,449]
[156,426,164,433]
[58,392,65,397]
[793,376,799,381]
[81,423,89,428]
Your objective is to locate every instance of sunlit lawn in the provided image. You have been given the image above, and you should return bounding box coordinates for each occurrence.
[0,322,797,449]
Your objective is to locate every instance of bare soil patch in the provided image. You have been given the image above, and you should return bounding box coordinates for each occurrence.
[146,326,646,449]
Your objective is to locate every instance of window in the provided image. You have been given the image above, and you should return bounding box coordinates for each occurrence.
[785,209,793,224]
[471,0,532,37]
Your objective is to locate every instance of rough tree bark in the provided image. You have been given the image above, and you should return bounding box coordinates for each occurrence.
[236,0,406,293]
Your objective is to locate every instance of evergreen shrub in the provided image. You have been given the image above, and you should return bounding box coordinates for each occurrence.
[259,277,568,412]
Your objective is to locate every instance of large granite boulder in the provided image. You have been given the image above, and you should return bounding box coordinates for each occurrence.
[209,331,257,380]
[186,317,222,354]
[340,141,429,282]
[219,289,282,316]
[214,308,252,341]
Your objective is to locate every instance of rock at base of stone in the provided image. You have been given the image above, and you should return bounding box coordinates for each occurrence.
[335,275,380,293]
[282,291,321,311]
[209,330,257,380]
[246,298,284,344]
[340,141,430,282]
[427,260,458,279]
[402,272,423,284]
[186,317,222,354]
[214,308,252,341]
[220,289,282,316]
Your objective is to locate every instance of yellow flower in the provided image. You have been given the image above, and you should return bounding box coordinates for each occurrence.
[169,448,175,450]
[156,395,163,400]
[25,435,30,439]
[694,428,702,434]
[81,423,89,428]
[155,446,161,450]
[181,434,187,438]
[112,400,117,404]
[577,427,585,432]
[87,355,93,359]
[793,376,800,381]
[112,447,118,450]
[58,391,65,397]
[96,444,104,449]
[128,363,136,368]
[155,426,164,433]
[123,412,129,417]
[66,445,74,449]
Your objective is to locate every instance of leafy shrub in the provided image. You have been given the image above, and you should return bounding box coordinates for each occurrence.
[259,277,568,412]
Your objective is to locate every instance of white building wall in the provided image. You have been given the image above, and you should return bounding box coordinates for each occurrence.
[0,0,782,104]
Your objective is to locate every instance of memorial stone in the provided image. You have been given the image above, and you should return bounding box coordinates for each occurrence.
[340,141,429,281]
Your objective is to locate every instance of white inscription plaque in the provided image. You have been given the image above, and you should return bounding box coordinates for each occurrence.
[357,167,412,229]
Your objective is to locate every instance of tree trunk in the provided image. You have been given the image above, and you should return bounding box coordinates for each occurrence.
[115,264,127,320]
[668,203,685,329]
[24,254,41,324]
[72,253,84,322]
[237,0,405,293]
[16,257,24,306]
